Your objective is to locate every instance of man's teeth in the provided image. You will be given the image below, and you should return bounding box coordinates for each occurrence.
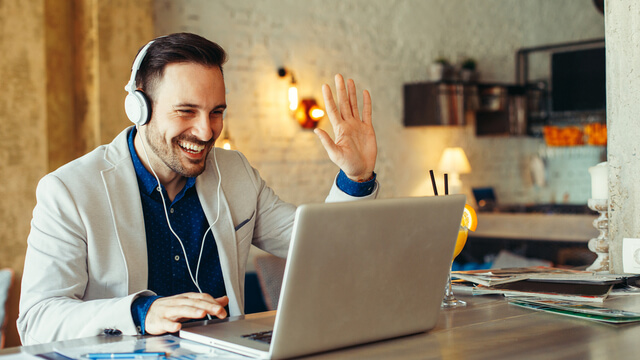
[179,141,205,153]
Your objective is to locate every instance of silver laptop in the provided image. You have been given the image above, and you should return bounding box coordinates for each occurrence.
[180,195,465,359]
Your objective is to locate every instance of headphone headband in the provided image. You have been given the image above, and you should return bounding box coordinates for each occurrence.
[124,40,155,94]
[124,40,155,126]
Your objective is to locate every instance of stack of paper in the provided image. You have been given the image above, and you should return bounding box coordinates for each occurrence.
[452,266,639,303]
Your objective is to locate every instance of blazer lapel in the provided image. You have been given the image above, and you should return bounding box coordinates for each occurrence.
[102,128,149,294]
[98,128,241,307]
[196,165,242,315]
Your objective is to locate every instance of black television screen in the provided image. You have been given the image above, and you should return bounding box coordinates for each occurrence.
[551,47,605,112]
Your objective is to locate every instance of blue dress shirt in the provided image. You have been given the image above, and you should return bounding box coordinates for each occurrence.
[128,128,376,333]
[128,128,226,333]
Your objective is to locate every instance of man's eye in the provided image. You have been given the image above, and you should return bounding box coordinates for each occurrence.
[178,110,194,115]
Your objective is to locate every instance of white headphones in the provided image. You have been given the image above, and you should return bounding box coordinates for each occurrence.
[124,40,155,126]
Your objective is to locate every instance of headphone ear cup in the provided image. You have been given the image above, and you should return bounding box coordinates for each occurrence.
[124,90,151,126]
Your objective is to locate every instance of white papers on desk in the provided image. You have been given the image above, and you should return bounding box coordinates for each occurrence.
[53,335,246,360]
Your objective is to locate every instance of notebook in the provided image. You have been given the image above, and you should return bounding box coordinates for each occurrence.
[180,194,466,359]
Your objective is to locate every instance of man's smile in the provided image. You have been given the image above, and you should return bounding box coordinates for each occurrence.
[178,140,206,154]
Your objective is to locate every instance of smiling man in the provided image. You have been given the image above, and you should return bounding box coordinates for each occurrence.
[17,32,378,344]
[137,62,227,197]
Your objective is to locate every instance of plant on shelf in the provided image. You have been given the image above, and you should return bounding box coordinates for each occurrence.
[460,58,478,82]
[461,58,477,71]
[435,57,451,66]
[430,57,451,82]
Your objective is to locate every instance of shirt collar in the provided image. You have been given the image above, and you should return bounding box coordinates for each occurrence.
[127,127,197,196]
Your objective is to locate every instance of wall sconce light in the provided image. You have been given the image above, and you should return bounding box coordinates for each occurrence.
[278,67,298,111]
[278,67,325,129]
[295,98,325,129]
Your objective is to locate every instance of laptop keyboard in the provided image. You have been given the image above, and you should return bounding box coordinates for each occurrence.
[242,330,273,344]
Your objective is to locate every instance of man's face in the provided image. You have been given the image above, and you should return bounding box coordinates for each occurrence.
[143,62,226,178]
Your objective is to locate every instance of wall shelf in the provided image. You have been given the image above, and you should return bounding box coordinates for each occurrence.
[403,81,527,136]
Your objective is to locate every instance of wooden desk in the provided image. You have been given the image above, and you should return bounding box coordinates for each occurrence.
[306,294,640,359]
[4,295,640,359]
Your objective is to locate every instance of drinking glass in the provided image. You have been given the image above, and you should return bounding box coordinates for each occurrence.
[441,226,468,308]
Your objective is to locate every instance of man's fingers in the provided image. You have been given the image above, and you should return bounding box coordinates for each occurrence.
[170,293,226,312]
[145,314,183,335]
[314,128,339,160]
[163,304,209,321]
[164,295,215,309]
[145,293,231,335]
[160,318,182,333]
[151,293,228,319]
[211,296,229,319]
[334,74,351,119]
[347,79,360,121]
[215,295,230,307]
[322,84,341,128]
[181,291,216,300]
[178,295,227,318]
[362,90,372,126]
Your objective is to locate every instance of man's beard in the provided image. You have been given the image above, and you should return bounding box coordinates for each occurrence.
[143,123,212,178]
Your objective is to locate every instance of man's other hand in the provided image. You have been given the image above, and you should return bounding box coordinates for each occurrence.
[315,74,377,182]
[145,293,229,335]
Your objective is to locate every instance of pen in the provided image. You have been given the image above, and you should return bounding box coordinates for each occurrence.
[85,352,166,359]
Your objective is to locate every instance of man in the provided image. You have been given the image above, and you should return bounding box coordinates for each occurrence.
[18,33,378,345]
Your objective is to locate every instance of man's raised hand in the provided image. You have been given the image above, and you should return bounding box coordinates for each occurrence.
[314,74,377,182]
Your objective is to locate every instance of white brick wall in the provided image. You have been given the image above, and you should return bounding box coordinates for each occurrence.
[154,0,604,206]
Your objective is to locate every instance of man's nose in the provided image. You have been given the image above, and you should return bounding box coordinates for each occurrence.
[192,113,214,141]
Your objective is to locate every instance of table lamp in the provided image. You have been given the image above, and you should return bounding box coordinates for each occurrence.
[437,147,471,194]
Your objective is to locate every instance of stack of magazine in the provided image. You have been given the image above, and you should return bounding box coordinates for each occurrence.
[452,266,640,323]
[452,266,640,301]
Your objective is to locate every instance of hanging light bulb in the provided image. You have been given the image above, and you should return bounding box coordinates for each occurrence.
[288,82,298,111]
[278,67,325,129]
[219,114,233,150]
[309,106,325,120]
[279,67,298,111]
[220,134,232,150]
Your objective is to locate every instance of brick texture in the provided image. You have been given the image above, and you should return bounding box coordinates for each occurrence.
[153,0,604,205]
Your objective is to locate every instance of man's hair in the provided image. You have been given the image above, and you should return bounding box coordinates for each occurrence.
[135,32,228,102]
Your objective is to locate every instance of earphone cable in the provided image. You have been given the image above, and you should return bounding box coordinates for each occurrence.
[137,126,205,293]
[137,126,219,320]
[195,145,223,282]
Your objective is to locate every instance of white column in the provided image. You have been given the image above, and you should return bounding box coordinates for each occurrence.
[605,0,640,273]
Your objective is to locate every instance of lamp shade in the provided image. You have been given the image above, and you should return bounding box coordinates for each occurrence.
[438,147,471,174]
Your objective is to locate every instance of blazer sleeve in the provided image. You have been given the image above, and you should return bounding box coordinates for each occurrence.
[17,175,153,345]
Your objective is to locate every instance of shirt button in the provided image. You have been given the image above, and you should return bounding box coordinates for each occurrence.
[170,208,174,214]
[157,186,161,192]
[174,255,180,261]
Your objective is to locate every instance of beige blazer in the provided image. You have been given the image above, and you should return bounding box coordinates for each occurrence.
[18,127,378,345]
